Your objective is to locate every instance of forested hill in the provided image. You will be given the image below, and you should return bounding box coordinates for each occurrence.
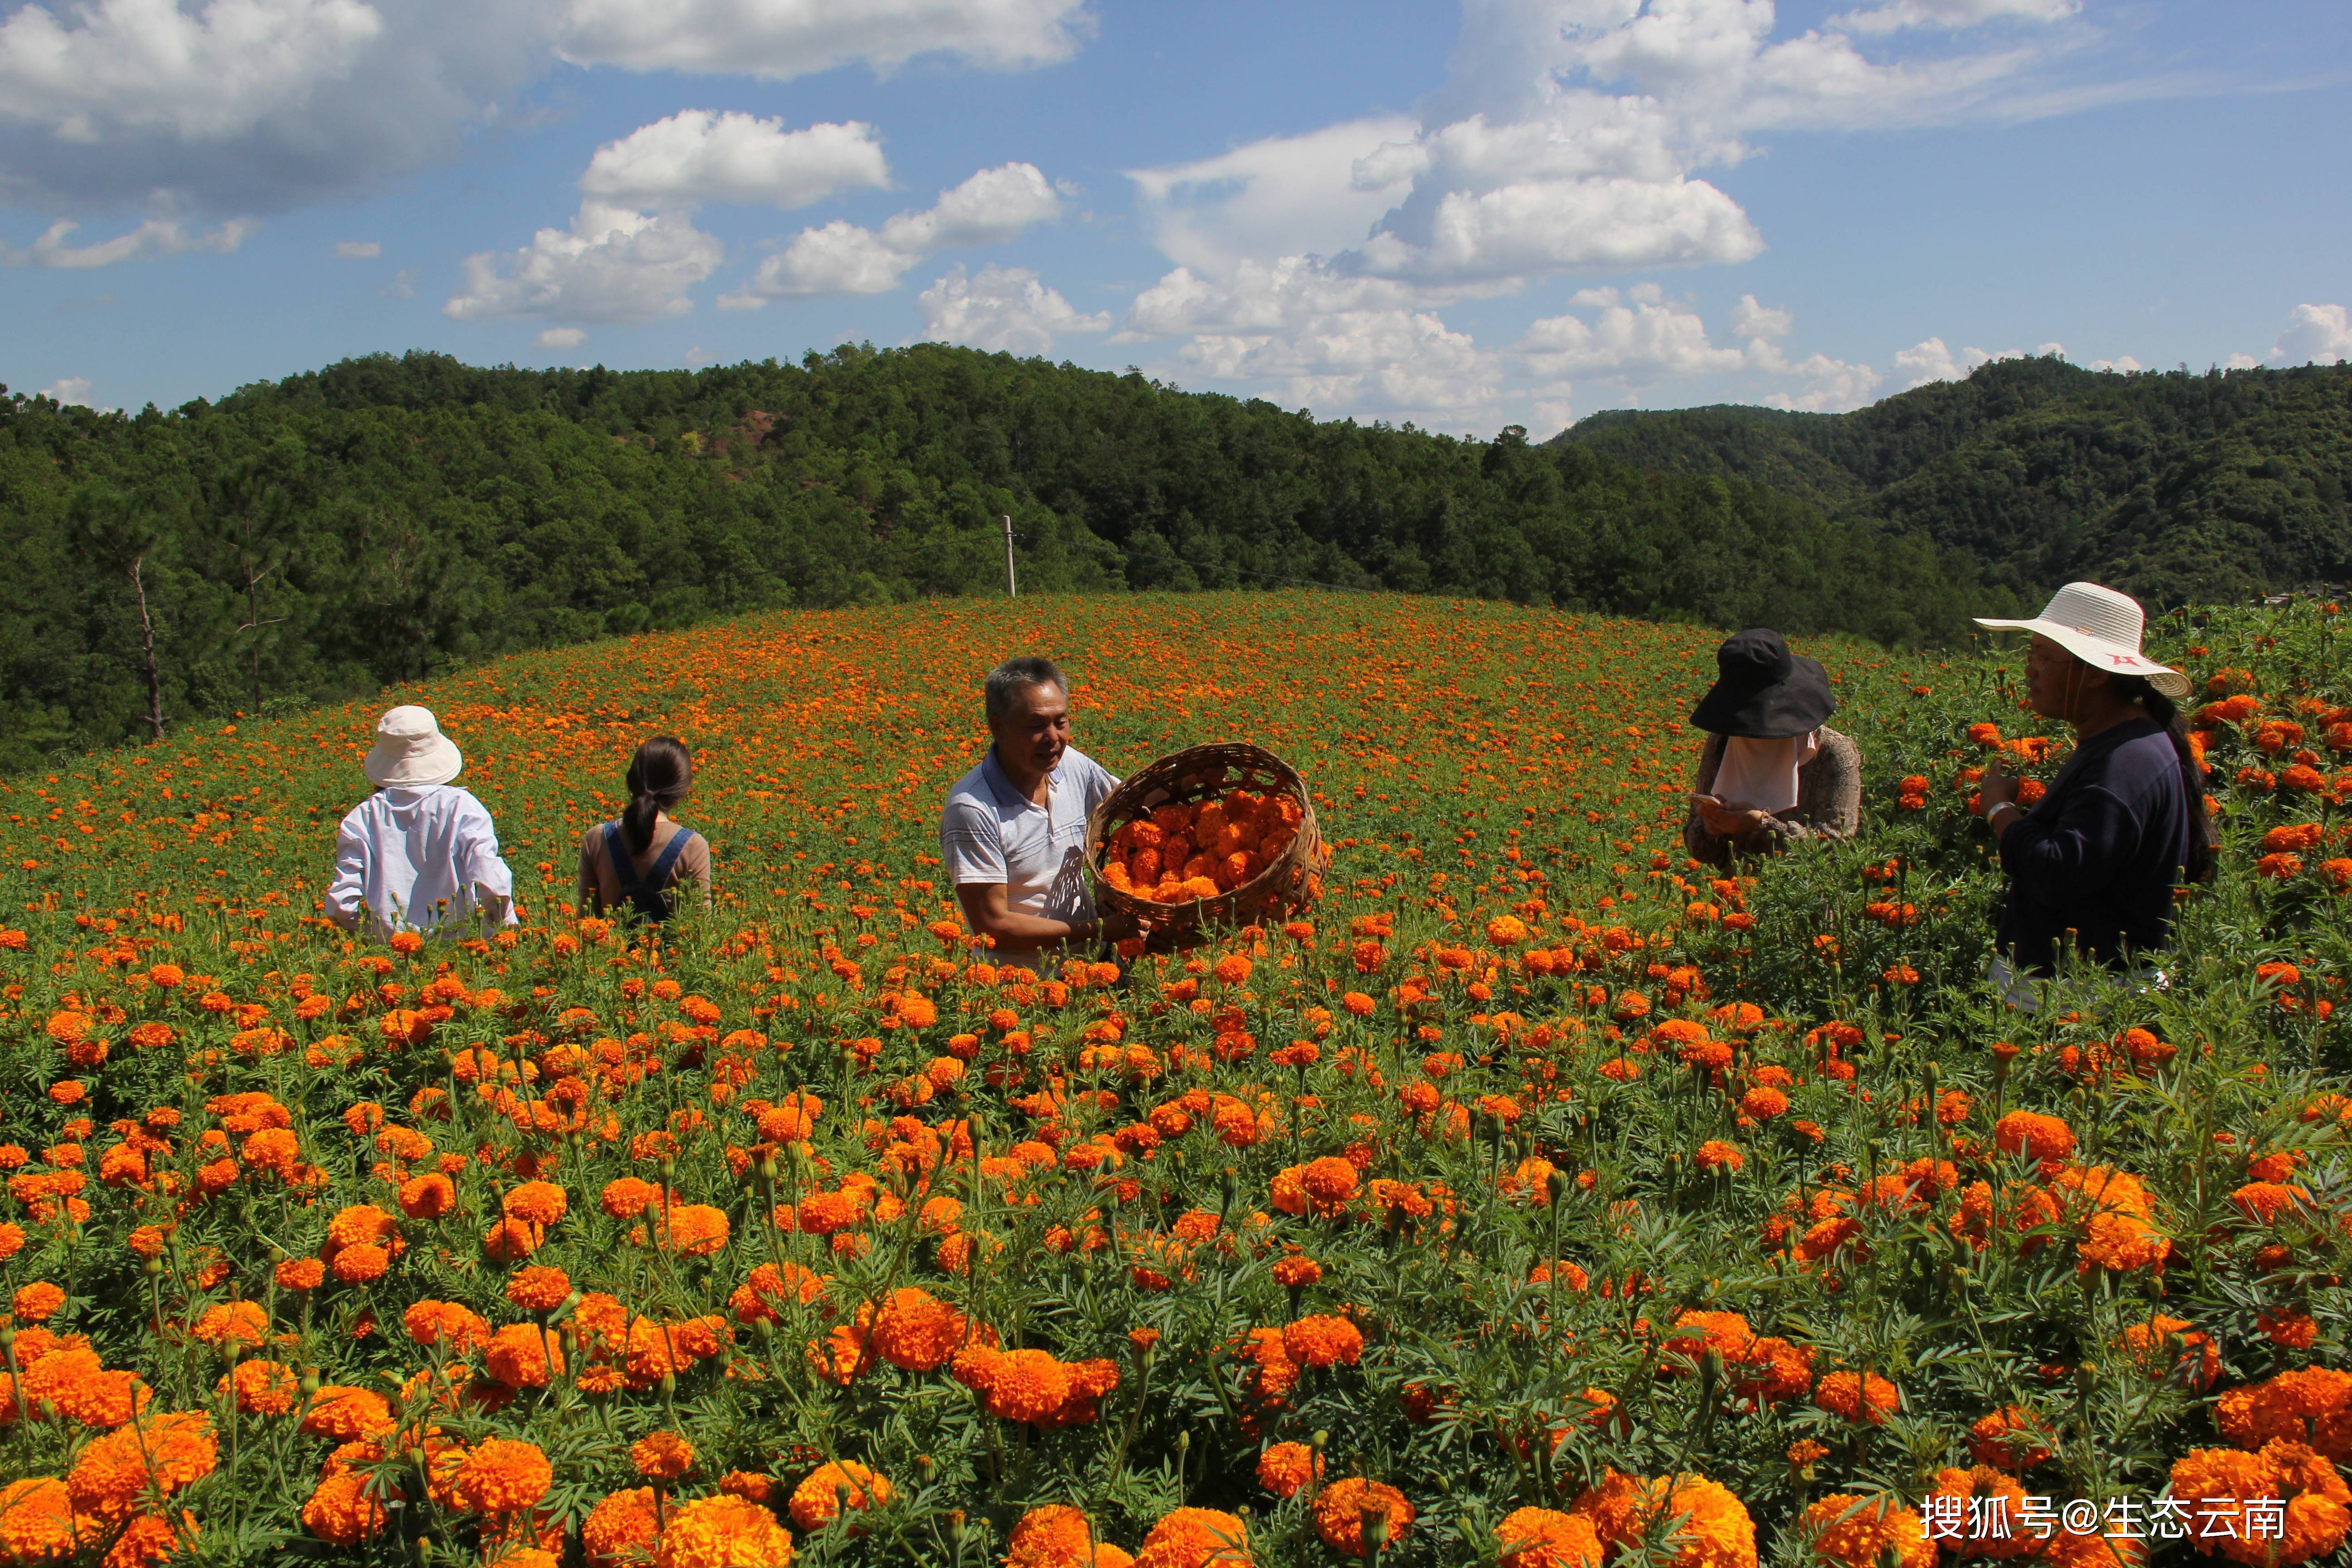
[1554,356,2352,606]
[1,345,1977,769]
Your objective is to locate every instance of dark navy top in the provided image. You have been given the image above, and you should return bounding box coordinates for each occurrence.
[1996,716,2194,975]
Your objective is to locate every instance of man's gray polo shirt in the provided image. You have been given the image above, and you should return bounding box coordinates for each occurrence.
[940,746,1120,923]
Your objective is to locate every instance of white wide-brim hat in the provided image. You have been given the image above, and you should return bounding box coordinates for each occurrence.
[1974,582,2193,701]
[364,705,463,788]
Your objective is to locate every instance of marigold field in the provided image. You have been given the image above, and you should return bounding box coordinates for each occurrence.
[3,590,2350,1568]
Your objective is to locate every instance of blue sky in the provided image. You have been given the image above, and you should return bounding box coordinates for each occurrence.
[4,0,2347,436]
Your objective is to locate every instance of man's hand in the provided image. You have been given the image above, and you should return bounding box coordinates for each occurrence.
[1693,794,1771,836]
[1100,907,1157,944]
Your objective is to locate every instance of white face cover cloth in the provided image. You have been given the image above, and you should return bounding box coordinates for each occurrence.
[1713,730,1820,815]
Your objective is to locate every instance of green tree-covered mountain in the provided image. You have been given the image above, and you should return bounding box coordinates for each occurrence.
[1555,356,2352,605]
[0,345,1977,769]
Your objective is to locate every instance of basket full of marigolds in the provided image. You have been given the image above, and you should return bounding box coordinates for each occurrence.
[1086,740,1328,934]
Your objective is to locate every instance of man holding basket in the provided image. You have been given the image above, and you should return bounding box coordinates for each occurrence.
[941,657,1150,953]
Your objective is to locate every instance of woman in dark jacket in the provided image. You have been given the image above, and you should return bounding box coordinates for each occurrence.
[1975,583,2215,985]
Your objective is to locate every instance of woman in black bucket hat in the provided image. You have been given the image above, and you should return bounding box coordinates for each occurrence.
[1681,627,1862,869]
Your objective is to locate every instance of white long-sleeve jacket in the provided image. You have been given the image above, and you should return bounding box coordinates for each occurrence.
[325,785,519,935]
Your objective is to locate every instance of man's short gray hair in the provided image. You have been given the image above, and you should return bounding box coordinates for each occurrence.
[985,657,1068,722]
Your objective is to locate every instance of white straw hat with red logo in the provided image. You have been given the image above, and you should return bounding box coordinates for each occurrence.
[1974,582,2193,701]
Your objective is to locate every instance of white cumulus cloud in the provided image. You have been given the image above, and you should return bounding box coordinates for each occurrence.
[538,326,588,349]
[1124,256,1505,427]
[1126,115,1421,274]
[580,112,890,211]
[0,0,1087,243]
[1521,289,1747,376]
[1893,336,2058,386]
[0,0,551,215]
[1832,0,2079,36]
[2,216,251,267]
[1112,0,2080,427]
[444,203,724,325]
[723,162,1063,305]
[39,376,93,406]
[2271,303,2352,366]
[555,0,1092,80]
[918,264,1107,355]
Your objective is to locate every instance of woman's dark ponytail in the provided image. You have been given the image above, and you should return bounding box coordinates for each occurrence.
[622,736,693,853]
[2119,681,2215,884]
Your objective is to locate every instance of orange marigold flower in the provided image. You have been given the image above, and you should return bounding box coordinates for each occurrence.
[275,1257,326,1292]
[482,1217,542,1263]
[502,1181,568,1226]
[483,1323,564,1389]
[2217,1368,2352,1460]
[398,1172,457,1220]
[1813,1371,1899,1425]
[2231,1181,2313,1226]
[867,1288,966,1372]
[2167,1442,2351,1566]
[66,1411,216,1529]
[651,1203,731,1256]
[787,1461,892,1532]
[1570,1470,1755,1568]
[449,1438,553,1515]
[0,1477,77,1564]
[583,1488,661,1568]
[1801,1495,1934,1568]
[192,1299,271,1352]
[505,1265,573,1313]
[220,1358,299,1416]
[2117,1313,2220,1391]
[1271,1255,1322,1289]
[1282,1314,1364,1368]
[301,1385,395,1441]
[9,1283,64,1322]
[402,1299,491,1352]
[1994,1111,2076,1168]
[1694,1140,1744,1174]
[632,1431,696,1481]
[1313,1478,1412,1559]
[1968,1405,2055,1470]
[1005,1504,1123,1568]
[1133,1506,1250,1568]
[1497,1506,1602,1568]
[1257,1441,1323,1499]
[600,1177,660,1219]
[656,1493,797,1568]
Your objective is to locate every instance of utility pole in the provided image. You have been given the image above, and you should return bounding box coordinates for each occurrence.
[1002,514,1018,597]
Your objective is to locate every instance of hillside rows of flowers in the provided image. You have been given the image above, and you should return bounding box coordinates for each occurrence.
[0,591,2347,1568]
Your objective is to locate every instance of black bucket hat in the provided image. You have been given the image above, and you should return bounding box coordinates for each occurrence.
[1689,628,1836,739]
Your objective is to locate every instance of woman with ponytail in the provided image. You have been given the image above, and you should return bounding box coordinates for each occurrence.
[1974,583,2212,989]
[575,736,711,923]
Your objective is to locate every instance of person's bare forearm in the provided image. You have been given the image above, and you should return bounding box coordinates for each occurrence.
[974,909,1094,951]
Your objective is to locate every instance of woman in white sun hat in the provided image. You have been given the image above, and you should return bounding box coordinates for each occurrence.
[324,706,520,937]
[1974,581,2214,987]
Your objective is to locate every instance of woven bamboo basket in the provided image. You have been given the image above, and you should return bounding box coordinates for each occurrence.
[1085,741,1329,935]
